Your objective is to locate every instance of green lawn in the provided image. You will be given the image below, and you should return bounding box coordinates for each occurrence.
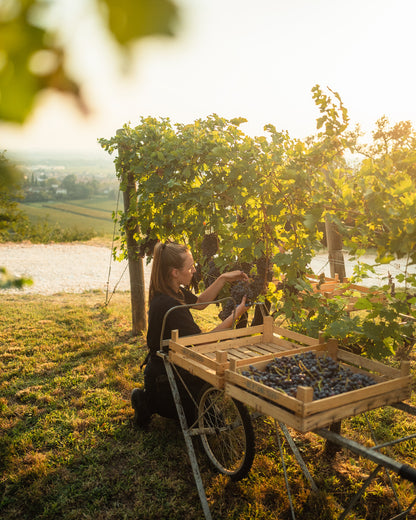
[0,292,415,520]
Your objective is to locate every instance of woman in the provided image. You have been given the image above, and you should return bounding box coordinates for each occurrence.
[131,241,249,427]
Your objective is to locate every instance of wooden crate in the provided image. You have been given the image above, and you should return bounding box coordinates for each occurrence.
[306,273,386,312]
[166,316,321,388]
[225,341,412,433]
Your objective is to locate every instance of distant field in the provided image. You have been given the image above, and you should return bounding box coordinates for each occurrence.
[19,197,119,235]
[64,198,119,212]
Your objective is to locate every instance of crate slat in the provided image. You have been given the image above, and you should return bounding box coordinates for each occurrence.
[301,387,411,432]
[259,342,288,353]
[169,351,223,387]
[337,349,401,377]
[302,376,412,416]
[169,341,227,372]
[226,385,303,431]
[191,335,267,354]
[273,326,321,346]
[226,368,302,413]
[172,324,265,348]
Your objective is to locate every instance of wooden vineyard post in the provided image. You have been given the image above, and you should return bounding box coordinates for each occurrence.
[117,131,146,335]
[325,216,346,280]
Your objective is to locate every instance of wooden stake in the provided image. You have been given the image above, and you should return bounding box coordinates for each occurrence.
[117,130,146,335]
[325,216,346,280]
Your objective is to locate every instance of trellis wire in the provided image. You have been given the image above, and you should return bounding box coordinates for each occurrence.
[104,189,125,306]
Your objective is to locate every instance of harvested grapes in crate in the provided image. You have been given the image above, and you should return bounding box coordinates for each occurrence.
[166,316,321,389]
[241,351,377,400]
[225,342,412,432]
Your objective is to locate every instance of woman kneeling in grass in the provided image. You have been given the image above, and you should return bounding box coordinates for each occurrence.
[132,241,249,427]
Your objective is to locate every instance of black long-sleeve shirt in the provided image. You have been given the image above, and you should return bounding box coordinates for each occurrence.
[146,287,201,355]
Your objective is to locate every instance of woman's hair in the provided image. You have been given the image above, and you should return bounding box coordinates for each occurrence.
[148,241,189,303]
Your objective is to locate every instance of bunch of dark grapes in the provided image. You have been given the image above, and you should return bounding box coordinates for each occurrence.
[250,276,265,299]
[231,281,252,302]
[218,281,248,321]
[190,263,203,292]
[216,256,273,322]
[139,237,159,257]
[201,233,219,259]
[203,260,220,288]
[255,255,273,283]
[218,262,270,321]
[219,300,237,321]
[242,351,376,400]
[218,279,258,321]
[230,261,253,277]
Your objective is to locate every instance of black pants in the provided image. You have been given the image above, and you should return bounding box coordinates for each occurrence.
[143,355,204,422]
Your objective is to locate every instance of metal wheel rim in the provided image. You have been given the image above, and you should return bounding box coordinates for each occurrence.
[197,387,248,476]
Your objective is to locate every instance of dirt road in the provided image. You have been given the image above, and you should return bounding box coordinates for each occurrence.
[0,242,151,295]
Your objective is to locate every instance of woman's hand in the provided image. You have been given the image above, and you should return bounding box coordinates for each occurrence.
[197,270,249,308]
[220,270,249,283]
[235,294,249,318]
[211,294,250,332]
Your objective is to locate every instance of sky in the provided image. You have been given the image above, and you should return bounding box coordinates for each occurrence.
[1,0,416,157]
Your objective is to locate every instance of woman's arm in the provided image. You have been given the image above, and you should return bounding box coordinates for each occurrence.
[196,270,249,308]
[211,295,248,331]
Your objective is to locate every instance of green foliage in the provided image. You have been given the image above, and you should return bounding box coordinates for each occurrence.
[102,86,351,274]
[0,151,25,236]
[347,117,416,265]
[102,0,179,43]
[100,88,416,360]
[0,0,179,123]
[0,151,33,288]
[100,88,348,326]
[0,266,32,289]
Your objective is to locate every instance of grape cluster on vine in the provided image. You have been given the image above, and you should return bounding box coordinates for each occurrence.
[242,351,376,400]
[218,255,273,321]
[218,280,248,320]
[201,233,219,259]
[203,260,220,288]
[139,236,158,257]
[190,263,203,292]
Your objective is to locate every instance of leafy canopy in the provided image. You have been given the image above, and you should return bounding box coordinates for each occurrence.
[0,0,179,123]
[101,88,416,359]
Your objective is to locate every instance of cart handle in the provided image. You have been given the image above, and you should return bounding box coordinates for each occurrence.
[399,464,416,484]
[159,296,237,353]
[316,428,416,484]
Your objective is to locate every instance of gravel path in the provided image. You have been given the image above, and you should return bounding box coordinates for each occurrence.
[0,243,151,295]
[1,243,414,296]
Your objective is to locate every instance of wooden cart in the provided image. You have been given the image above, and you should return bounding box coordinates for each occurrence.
[159,313,416,520]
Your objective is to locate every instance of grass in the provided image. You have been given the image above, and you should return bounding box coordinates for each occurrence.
[0,292,415,520]
[39,202,111,221]
[19,198,118,237]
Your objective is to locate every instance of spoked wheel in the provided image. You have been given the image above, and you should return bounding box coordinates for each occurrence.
[197,384,255,481]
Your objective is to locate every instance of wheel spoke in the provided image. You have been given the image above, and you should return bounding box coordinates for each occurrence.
[197,385,255,481]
